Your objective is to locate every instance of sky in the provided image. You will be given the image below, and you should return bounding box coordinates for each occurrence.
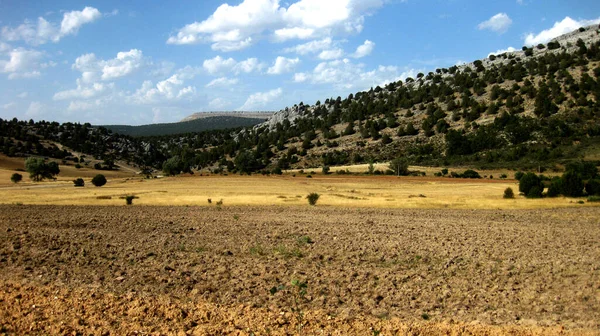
[0,0,599,125]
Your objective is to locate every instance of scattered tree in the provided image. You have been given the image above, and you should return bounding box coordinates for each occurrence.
[92,174,107,187]
[25,157,60,181]
[306,193,320,206]
[73,178,85,187]
[10,173,22,184]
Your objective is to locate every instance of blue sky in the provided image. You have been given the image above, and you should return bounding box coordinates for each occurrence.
[0,0,599,125]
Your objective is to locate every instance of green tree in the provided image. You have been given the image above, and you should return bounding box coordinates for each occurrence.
[10,173,22,183]
[560,171,584,197]
[73,178,85,187]
[389,157,409,176]
[25,157,60,181]
[234,150,259,174]
[519,172,543,195]
[162,156,182,176]
[91,174,107,187]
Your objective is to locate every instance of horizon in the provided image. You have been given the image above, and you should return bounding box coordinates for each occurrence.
[1,0,599,125]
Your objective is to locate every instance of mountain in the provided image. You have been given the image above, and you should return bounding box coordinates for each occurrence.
[2,25,600,175]
[103,115,268,137]
[181,111,275,122]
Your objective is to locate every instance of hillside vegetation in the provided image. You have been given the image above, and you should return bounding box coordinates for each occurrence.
[1,26,600,175]
[103,115,268,137]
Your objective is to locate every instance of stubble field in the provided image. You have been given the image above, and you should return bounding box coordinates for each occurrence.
[1,204,599,335]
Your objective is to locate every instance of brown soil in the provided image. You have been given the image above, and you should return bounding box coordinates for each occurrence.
[1,205,599,335]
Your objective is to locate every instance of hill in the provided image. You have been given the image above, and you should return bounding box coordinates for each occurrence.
[103,115,268,137]
[181,111,274,122]
[1,25,600,175]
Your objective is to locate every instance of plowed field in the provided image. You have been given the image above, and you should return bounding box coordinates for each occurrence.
[1,205,599,335]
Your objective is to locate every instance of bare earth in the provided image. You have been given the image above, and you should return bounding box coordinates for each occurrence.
[1,205,599,335]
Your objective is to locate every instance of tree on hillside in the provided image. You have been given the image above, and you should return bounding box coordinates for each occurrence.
[92,174,107,187]
[25,157,60,181]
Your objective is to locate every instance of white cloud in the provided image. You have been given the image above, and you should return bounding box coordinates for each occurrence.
[209,97,230,109]
[72,49,144,82]
[293,58,410,90]
[524,16,600,45]
[488,46,516,57]
[352,40,374,58]
[2,102,16,110]
[167,0,384,50]
[25,101,44,117]
[267,56,300,74]
[206,77,239,87]
[203,55,264,75]
[130,74,196,104]
[0,42,10,53]
[318,48,344,60]
[100,49,144,80]
[68,100,99,112]
[0,48,44,79]
[238,88,283,110]
[283,37,333,55]
[1,7,101,45]
[203,55,236,74]
[53,82,112,100]
[17,92,28,98]
[478,13,512,34]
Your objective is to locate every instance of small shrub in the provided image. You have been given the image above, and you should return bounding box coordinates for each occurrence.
[587,196,600,202]
[207,198,212,204]
[73,178,85,187]
[91,174,107,187]
[500,173,508,179]
[125,195,135,205]
[75,163,82,169]
[306,193,320,206]
[461,169,481,179]
[503,187,515,199]
[322,165,330,174]
[10,173,22,183]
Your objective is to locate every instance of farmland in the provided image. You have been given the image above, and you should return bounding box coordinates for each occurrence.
[1,205,599,334]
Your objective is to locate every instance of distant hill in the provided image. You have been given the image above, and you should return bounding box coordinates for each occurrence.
[103,115,268,137]
[181,111,275,122]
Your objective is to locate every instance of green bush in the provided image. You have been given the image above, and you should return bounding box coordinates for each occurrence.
[25,157,60,181]
[527,186,543,198]
[503,187,515,199]
[306,193,320,206]
[10,173,22,183]
[461,169,481,179]
[585,179,600,196]
[519,172,543,195]
[73,178,85,187]
[588,196,600,203]
[514,171,524,181]
[91,174,107,187]
[547,178,562,197]
[560,171,584,197]
[125,195,135,205]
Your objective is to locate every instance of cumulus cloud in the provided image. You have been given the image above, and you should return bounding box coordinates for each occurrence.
[318,48,344,60]
[283,37,333,55]
[53,82,113,100]
[292,58,412,91]
[2,102,16,110]
[352,40,374,58]
[209,97,230,109]
[1,7,101,45]
[238,87,283,110]
[202,55,264,75]
[72,49,144,82]
[478,13,512,34]
[524,16,600,45]
[267,56,300,74]
[206,77,239,87]
[130,74,196,104]
[25,101,44,117]
[0,48,44,79]
[167,0,384,51]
